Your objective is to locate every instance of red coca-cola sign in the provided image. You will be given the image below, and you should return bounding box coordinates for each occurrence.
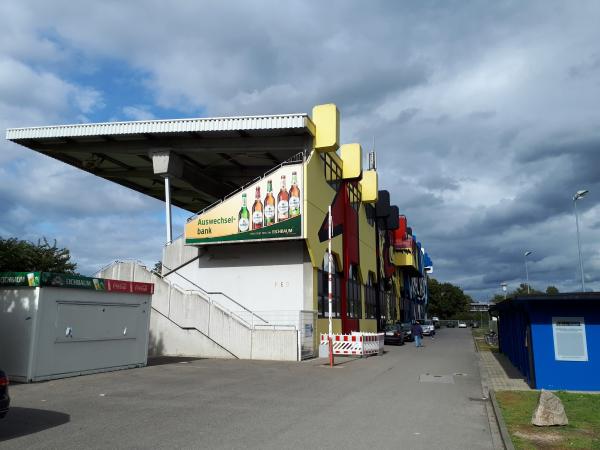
[105,279,154,294]
[132,282,154,294]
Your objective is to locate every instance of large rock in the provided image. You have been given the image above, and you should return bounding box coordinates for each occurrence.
[531,390,569,426]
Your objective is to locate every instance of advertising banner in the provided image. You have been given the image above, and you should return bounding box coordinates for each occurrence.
[185,163,303,245]
[0,272,40,287]
[0,272,154,294]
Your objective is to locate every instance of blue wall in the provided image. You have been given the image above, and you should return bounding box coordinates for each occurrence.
[529,303,600,391]
[497,306,532,385]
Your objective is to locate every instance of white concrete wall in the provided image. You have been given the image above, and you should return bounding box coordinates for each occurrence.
[99,261,311,361]
[162,237,198,274]
[0,287,40,381]
[166,240,308,314]
[251,329,298,361]
[148,310,233,359]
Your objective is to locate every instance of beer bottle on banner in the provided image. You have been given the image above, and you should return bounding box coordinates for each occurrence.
[252,186,263,230]
[238,193,250,232]
[289,171,301,217]
[277,175,289,221]
[264,180,276,226]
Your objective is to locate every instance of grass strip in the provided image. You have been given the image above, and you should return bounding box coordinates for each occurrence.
[472,328,498,352]
[495,390,600,449]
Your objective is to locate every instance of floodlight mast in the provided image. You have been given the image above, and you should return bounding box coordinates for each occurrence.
[524,251,532,294]
[573,190,588,292]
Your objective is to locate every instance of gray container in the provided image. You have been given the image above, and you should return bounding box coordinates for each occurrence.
[0,284,151,382]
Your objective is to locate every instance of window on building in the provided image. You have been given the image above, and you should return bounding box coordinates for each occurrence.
[365,273,377,319]
[320,152,342,192]
[379,284,387,322]
[347,265,361,319]
[365,204,376,227]
[347,181,361,212]
[318,254,341,318]
[389,285,398,323]
[552,317,588,362]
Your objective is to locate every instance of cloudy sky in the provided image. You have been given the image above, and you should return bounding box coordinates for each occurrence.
[2,1,600,300]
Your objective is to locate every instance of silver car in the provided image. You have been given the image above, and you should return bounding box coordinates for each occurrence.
[420,320,436,336]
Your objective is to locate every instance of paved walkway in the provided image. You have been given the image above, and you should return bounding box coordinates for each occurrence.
[479,351,531,391]
[2,329,496,449]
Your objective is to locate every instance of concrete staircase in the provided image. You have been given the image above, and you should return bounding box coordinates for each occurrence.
[97,261,298,361]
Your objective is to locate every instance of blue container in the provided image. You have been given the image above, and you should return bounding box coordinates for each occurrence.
[491,293,600,391]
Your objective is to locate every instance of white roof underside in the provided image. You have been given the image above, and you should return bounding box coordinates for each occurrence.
[6,113,313,140]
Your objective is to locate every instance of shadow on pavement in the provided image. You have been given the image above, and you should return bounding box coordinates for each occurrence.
[0,407,70,442]
[319,356,364,367]
[147,356,203,366]
[491,352,527,380]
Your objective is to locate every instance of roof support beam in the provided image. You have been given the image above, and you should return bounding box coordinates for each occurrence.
[32,135,307,153]
[217,152,244,168]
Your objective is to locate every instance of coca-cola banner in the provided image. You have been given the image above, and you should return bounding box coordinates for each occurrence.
[185,162,303,245]
[0,272,154,294]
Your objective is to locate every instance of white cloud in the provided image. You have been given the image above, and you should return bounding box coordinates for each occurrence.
[2,0,600,298]
[121,105,156,121]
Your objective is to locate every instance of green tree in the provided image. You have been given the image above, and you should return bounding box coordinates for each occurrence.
[427,277,472,319]
[0,237,77,273]
[545,285,559,295]
[512,283,542,296]
[490,294,506,304]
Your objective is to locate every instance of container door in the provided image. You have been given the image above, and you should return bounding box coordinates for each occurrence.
[526,324,536,388]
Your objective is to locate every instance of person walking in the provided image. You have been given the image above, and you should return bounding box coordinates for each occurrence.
[412,320,423,348]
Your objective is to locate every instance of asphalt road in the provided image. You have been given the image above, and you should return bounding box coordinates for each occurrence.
[1,328,495,449]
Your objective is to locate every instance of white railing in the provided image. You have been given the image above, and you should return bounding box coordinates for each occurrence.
[96,260,318,360]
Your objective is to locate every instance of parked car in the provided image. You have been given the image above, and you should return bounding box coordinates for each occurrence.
[420,320,436,336]
[432,316,441,329]
[384,324,405,346]
[471,321,480,328]
[401,322,414,341]
[446,321,457,328]
[0,369,9,419]
[458,321,467,328]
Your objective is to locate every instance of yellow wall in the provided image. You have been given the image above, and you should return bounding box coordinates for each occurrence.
[303,149,343,269]
[357,204,377,281]
[359,319,377,333]
[317,318,342,336]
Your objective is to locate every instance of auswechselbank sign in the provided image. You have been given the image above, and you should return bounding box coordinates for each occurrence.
[185,163,303,245]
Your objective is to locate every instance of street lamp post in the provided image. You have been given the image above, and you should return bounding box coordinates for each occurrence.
[573,190,588,292]
[524,251,532,294]
[501,282,507,299]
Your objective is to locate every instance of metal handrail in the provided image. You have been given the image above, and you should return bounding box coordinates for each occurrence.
[150,293,240,359]
[160,262,270,326]
[96,259,264,328]
[94,258,148,277]
[186,151,305,221]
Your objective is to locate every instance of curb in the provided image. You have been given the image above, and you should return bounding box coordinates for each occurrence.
[489,389,515,450]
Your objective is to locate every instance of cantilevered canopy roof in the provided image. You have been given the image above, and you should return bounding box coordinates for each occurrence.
[6,114,315,213]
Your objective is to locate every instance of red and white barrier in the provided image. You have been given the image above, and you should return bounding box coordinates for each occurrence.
[319,333,384,357]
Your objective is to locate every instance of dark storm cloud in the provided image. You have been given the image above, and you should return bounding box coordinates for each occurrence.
[2,0,600,299]
[468,110,496,121]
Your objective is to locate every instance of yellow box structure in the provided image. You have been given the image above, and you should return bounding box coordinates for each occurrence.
[340,143,362,179]
[360,170,378,203]
[393,252,417,269]
[312,104,339,152]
